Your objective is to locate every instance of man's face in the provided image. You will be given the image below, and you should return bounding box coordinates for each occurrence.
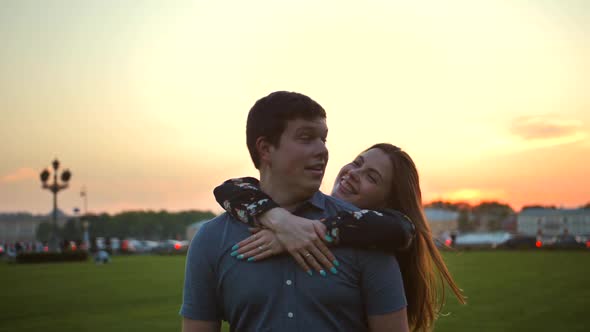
[268,117,329,196]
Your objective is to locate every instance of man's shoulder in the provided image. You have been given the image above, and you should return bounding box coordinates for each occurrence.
[319,192,360,212]
[191,213,234,241]
[187,213,236,258]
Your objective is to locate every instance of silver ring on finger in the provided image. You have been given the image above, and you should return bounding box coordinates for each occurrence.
[304,252,311,258]
[258,245,265,251]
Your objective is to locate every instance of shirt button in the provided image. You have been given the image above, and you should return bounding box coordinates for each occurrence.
[286,280,293,286]
[288,312,294,318]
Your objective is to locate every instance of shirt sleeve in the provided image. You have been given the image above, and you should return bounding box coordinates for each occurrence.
[179,223,222,321]
[360,251,407,316]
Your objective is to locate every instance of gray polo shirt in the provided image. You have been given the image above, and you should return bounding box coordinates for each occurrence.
[180,191,406,331]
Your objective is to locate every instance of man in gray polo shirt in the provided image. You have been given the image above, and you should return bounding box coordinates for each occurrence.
[181,91,408,331]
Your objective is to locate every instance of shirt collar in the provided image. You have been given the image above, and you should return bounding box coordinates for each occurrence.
[293,191,326,214]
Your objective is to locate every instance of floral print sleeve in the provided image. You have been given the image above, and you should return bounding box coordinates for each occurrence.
[214,177,416,253]
[213,177,279,226]
[323,209,415,252]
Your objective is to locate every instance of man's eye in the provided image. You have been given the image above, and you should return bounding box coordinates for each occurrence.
[368,175,377,184]
[352,160,361,167]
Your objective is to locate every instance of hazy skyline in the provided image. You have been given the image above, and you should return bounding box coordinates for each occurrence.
[1,0,589,215]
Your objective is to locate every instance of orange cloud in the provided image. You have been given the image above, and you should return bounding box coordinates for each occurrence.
[429,188,507,205]
[0,168,37,183]
[511,115,586,141]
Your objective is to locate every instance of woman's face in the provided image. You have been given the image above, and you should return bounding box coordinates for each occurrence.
[331,148,393,209]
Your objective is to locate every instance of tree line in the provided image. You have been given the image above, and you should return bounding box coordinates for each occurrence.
[36,210,216,242]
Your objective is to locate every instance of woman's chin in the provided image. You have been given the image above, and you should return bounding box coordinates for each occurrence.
[332,190,356,206]
[331,190,343,199]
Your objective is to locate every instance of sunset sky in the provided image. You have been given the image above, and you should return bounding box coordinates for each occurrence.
[1,0,588,215]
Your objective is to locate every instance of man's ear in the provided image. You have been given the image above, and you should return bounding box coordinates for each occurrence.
[255,136,273,166]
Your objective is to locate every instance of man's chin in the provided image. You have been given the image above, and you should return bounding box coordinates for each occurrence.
[301,179,322,194]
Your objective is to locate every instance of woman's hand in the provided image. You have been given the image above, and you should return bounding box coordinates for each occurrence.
[230,228,285,261]
[231,227,339,276]
[257,208,339,276]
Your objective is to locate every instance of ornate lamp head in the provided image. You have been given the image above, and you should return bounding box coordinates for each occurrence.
[40,169,50,183]
[61,169,72,183]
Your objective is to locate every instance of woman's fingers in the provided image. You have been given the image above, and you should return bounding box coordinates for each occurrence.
[240,245,273,260]
[301,249,324,275]
[290,251,313,275]
[235,237,268,256]
[312,239,337,271]
[232,229,284,261]
[247,248,276,262]
[311,221,327,238]
[234,232,262,250]
[248,227,261,234]
[305,245,336,275]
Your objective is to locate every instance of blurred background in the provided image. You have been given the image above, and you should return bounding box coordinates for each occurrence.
[1,0,589,331]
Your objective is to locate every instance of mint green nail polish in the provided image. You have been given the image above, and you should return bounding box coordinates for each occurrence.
[333,259,340,267]
[231,244,239,251]
[324,235,333,243]
[307,270,313,276]
[231,251,238,257]
[247,257,255,262]
[320,270,327,277]
[237,254,244,259]
[330,267,338,274]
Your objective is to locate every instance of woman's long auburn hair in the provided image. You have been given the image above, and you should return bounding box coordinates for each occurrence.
[368,143,466,332]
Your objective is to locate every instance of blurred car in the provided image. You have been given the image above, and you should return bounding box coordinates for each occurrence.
[454,232,511,249]
[121,239,139,254]
[110,238,120,253]
[545,235,587,250]
[434,232,457,249]
[153,240,188,254]
[141,240,160,253]
[95,237,121,253]
[497,235,539,249]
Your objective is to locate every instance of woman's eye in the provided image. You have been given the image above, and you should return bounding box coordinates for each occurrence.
[352,159,361,167]
[368,176,377,184]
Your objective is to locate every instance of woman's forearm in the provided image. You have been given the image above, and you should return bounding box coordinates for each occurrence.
[323,209,415,253]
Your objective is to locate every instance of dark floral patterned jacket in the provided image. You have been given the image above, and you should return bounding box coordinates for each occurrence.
[213,177,416,253]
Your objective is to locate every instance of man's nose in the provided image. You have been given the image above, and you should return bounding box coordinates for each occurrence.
[314,139,329,161]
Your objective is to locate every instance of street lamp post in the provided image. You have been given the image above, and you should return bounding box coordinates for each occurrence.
[40,159,72,252]
[80,186,88,216]
[80,186,90,251]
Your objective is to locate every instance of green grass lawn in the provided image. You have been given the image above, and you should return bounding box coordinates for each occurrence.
[0,251,588,331]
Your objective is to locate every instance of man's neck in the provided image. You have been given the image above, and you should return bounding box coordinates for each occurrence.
[259,170,310,212]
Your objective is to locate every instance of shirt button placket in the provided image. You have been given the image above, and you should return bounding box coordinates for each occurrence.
[286,277,295,323]
[284,265,297,329]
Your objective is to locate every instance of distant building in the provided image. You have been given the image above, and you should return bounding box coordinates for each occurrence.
[424,208,459,236]
[0,210,69,243]
[501,215,518,233]
[186,219,211,241]
[518,208,590,237]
